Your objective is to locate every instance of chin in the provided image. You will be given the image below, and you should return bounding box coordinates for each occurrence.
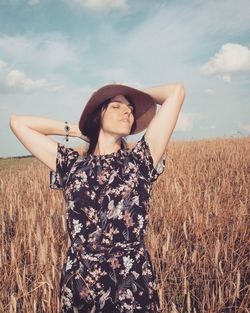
[116,127,132,136]
[117,130,131,137]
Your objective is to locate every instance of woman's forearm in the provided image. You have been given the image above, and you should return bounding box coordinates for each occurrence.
[10,114,83,138]
[142,83,184,105]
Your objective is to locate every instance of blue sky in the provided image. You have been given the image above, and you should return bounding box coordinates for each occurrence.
[1,0,250,157]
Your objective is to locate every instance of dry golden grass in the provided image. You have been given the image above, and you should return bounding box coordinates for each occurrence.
[0,136,249,313]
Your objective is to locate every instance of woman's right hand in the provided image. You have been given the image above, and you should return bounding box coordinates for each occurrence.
[9,115,85,172]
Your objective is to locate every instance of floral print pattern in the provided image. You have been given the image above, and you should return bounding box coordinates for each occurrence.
[50,134,166,312]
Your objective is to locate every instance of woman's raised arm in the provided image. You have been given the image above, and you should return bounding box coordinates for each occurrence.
[9,115,87,171]
[142,83,186,167]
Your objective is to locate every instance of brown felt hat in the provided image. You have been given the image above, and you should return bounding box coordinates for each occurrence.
[79,83,157,136]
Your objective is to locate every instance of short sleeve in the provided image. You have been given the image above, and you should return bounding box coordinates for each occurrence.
[131,134,166,184]
[49,142,79,190]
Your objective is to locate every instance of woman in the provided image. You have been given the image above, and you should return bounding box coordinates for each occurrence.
[10,82,185,312]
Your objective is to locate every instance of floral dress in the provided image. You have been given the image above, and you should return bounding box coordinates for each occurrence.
[50,134,166,313]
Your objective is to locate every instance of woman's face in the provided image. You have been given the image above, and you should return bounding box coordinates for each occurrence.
[101,94,135,137]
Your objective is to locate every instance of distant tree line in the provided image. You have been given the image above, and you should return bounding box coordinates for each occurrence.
[0,155,33,160]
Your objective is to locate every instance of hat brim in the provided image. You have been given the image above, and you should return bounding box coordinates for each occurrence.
[79,84,157,136]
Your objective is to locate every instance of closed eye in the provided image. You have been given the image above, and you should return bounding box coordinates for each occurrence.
[111,102,134,113]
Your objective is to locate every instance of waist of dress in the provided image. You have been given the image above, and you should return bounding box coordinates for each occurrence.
[71,240,146,258]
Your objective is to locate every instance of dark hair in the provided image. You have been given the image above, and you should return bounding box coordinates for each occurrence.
[83,95,137,156]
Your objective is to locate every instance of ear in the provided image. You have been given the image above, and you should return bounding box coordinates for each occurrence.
[100,107,107,119]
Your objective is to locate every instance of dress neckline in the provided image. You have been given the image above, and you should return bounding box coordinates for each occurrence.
[88,147,128,160]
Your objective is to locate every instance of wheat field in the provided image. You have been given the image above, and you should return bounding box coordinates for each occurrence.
[0,136,249,313]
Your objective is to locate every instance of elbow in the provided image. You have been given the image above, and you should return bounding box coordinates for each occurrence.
[9,114,17,125]
[9,114,21,130]
[176,83,186,94]
[175,83,186,100]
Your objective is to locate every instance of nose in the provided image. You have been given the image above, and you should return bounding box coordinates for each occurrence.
[122,105,133,116]
[122,110,132,122]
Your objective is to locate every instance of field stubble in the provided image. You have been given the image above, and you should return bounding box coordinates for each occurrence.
[0,137,249,312]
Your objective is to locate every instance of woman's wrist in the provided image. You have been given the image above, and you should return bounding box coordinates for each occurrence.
[66,123,81,138]
[143,83,183,105]
[67,123,90,142]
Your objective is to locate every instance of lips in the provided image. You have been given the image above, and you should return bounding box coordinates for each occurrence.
[120,118,129,123]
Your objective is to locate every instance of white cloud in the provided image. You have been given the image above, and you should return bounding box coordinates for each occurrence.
[0,33,82,72]
[204,88,214,95]
[221,73,231,83]
[200,43,250,82]
[176,113,193,131]
[0,60,8,69]
[201,125,216,130]
[239,123,250,133]
[175,112,207,132]
[110,1,250,85]
[65,0,128,12]
[27,0,40,5]
[6,70,48,92]
[0,33,88,94]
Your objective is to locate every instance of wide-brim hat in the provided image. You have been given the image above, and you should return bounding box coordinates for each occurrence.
[79,83,157,136]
